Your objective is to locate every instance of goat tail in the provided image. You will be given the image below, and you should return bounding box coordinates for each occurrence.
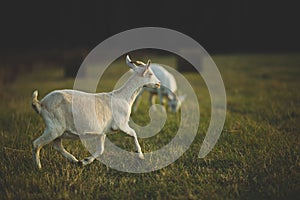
[32,90,41,114]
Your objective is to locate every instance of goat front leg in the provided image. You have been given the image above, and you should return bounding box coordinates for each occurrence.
[121,125,144,159]
[53,138,79,163]
[157,89,164,106]
[149,92,156,106]
[149,92,158,112]
[79,134,106,166]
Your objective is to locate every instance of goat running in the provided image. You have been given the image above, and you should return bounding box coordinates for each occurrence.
[31,55,160,169]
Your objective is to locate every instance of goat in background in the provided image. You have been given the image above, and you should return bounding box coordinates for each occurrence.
[128,58,186,113]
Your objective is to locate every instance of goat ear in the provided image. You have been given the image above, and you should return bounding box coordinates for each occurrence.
[126,55,137,70]
[142,60,151,76]
[146,59,151,69]
[134,60,146,66]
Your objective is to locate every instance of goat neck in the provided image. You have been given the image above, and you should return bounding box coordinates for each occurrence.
[112,73,144,107]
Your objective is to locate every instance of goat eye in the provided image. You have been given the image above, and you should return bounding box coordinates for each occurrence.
[149,73,153,76]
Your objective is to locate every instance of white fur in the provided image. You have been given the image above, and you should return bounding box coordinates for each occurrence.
[130,61,185,113]
[31,55,160,169]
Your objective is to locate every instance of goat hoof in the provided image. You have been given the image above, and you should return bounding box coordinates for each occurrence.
[79,158,93,166]
[77,161,83,166]
[35,162,42,169]
[36,165,42,170]
[138,154,144,159]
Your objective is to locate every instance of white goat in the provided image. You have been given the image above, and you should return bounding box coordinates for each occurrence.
[129,59,186,113]
[31,55,160,169]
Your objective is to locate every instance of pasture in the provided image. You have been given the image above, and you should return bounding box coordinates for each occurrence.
[0,52,299,199]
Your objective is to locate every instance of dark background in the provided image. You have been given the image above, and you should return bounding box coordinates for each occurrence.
[0,0,299,54]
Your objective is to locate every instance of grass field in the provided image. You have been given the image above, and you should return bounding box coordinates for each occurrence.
[0,53,299,199]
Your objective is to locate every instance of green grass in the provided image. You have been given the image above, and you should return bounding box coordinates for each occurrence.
[0,53,299,199]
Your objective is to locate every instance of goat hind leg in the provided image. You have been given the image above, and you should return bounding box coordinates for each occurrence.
[53,138,79,163]
[32,129,57,169]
